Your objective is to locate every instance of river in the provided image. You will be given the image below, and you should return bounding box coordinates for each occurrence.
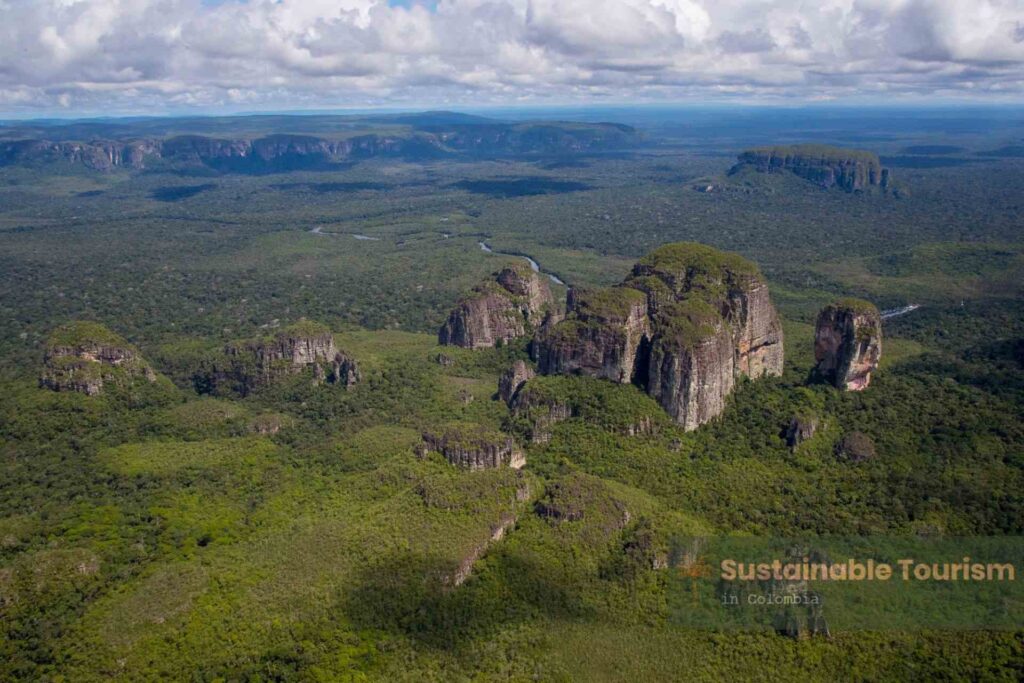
[478,241,566,286]
[880,304,921,320]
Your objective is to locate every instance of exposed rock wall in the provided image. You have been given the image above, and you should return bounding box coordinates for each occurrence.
[813,299,882,391]
[439,265,556,348]
[646,317,737,431]
[730,144,890,192]
[498,360,536,405]
[40,321,156,395]
[0,122,640,172]
[533,242,784,430]
[422,425,526,470]
[219,320,359,395]
[533,287,649,383]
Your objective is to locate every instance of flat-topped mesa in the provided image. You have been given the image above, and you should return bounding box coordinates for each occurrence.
[813,298,882,391]
[533,287,649,383]
[220,319,359,395]
[533,242,784,430]
[421,424,526,470]
[624,241,784,379]
[40,321,156,396]
[439,263,556,348]
[730,144,890,192]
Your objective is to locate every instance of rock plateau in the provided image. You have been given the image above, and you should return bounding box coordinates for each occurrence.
[217,320,359,395]
[730,144,890,192]
[40,321,156,396]
[532,242,784,430]
[421,424,526,470]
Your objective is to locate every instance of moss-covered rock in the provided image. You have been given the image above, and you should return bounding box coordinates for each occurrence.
[533,241,784,430]
[40,321,158,396]
[439,264,558,349]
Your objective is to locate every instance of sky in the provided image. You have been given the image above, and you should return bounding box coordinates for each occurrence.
[1,0,1023,116]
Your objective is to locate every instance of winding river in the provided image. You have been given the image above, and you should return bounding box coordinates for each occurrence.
[309,226,379,240]
[478,241,566,286]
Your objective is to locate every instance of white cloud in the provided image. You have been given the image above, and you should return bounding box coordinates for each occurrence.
[0,0,1023,114]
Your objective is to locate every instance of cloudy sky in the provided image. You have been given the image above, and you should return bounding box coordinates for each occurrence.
[1,0,1023,115]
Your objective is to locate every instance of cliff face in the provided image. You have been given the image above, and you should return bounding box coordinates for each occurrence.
[813,299,882,391]
[533,287,649,383]
[0,120,639,172]
[439,265,556,349]
[40,321,156,395]
[498,360,536,405]
[219,320,359,395]
[421,424,526,470]
[533,242,784,430]
[1,139,160,171]
[646,314,737,431]
[730,145,890,192]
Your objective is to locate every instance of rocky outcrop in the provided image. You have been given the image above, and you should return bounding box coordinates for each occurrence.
[498,360,536,405]
[533,242,784,430]
[40,321,156,395]
[785,415,819,449]
[447,513,518,587]
[218,320,359,395]
[813,299,882,391]
[439,264,556,348]
[836,432,877,462]
[508,383,575,445]
[730,144,890,192]
[421,424,526,470]
[508,375,662,443]
[533,287,649,383]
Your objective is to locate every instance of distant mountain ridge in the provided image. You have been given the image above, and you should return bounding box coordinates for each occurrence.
[0,112,641,172]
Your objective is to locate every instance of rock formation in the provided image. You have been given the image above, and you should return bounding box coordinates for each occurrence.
[532,242,784,430]
[813,299,882,391]
[439,264,557,348]
[836,432,877,462]
[508,375,661,443]
[0,119,640,172]
[40,321,156,396]
[533,287,649,383]
[498,360,536,405]
[421,424,526,470]
[218,320,359,395]
[730,144,890,192]
[785,415,819,449]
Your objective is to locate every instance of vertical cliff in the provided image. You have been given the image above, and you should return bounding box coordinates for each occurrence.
[498,360,536,405]
[218,319,359,395]
[533,287,649,383]
[730,144,890,192]
[532,242,784,430]
[439,264,557,348]
[421,424,526,470]
[813,299,882,391]
[40,321,157,396]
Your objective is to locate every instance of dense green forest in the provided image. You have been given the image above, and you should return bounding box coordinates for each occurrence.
[1,111,1023,680]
